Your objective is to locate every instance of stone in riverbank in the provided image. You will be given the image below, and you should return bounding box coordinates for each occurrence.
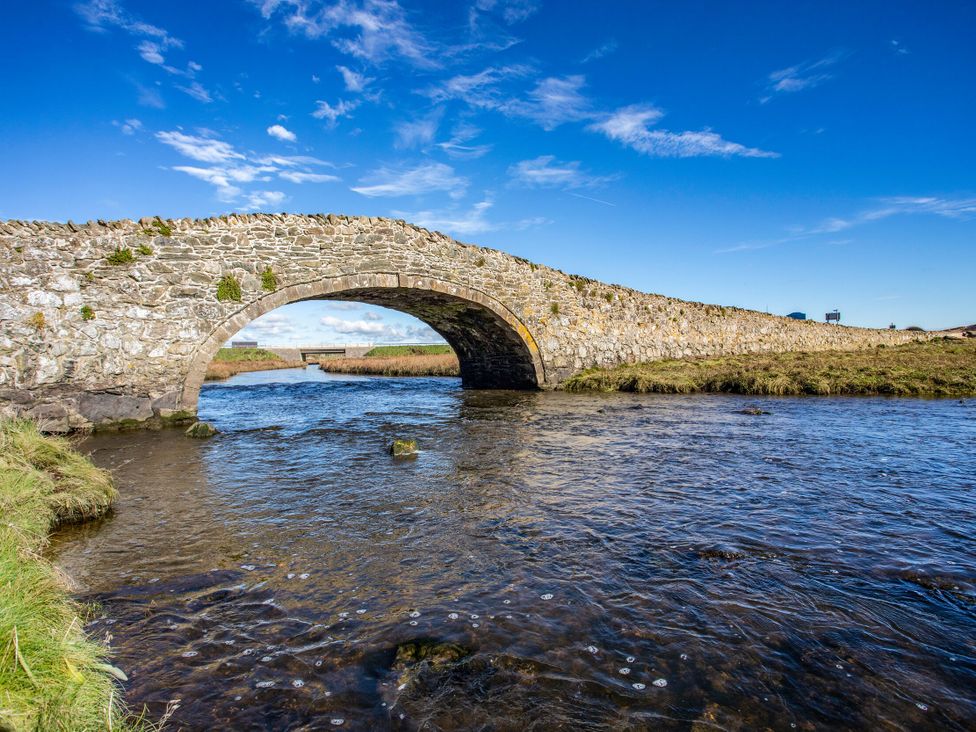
[390,439,417,457]
[186,421,218,438]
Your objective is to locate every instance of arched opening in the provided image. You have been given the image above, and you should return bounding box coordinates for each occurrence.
[178,274,544,413]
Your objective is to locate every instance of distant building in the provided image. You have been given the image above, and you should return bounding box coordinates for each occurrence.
[231,340,258,348]
[826,310,841,323]
[786,312,806,320]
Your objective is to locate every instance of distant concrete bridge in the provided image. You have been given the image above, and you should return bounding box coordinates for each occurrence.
[0,214,925,431]
[263,344,374,362]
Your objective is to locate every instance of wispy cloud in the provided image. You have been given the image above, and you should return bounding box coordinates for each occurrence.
[251,0,438,67]
[397,199,496,235]
[589,104,778,158]
[436,122,492,159]
[336,64,374,92]
[471,0,540,25]
[581,39,617,63]
[761,51,846,103]
[267,124,297,142]
[112,118,143,135]
[176,81,213,103]
[394,109,442,148]
[351,162,467,198]
[715,196,976,253]
[509,155,615,189]
[157,129,338,203]
[319,313,439,342]
[312,98,360,126]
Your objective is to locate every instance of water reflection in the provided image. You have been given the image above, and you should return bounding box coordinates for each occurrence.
[51,367,976,730]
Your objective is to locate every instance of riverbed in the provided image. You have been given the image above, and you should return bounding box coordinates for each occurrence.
[51,366,976,730]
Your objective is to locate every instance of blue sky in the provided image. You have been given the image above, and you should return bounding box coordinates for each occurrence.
[1,1,974,343]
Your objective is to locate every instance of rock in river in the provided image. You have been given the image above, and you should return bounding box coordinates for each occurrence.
[390,439,417,457]
[185,421,218,438]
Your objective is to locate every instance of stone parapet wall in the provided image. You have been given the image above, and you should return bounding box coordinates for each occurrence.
[0,214,927,431]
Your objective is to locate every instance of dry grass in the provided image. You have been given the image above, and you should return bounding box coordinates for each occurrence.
[205,347,303,380]
[320,353,460,377]
[564,338,976,397]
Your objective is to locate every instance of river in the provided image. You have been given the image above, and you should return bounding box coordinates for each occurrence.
[50,366,976,730]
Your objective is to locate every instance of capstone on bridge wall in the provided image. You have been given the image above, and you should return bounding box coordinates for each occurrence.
[0,214,926,431]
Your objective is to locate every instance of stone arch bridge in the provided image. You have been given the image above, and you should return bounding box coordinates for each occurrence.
[0,214,922,431]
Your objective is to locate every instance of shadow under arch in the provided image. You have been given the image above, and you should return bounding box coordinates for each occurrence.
[178,272,546,411]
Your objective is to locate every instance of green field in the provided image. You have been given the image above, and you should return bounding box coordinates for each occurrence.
[364,344,454,358]
[564,338,976,397]
[212,347,285,362]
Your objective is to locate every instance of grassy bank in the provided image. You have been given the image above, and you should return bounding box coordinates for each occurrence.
[0,419,133,730]
[320,353,460,377]
[363,344,454,358]
[563,338,976,397]
[205,347,304,380]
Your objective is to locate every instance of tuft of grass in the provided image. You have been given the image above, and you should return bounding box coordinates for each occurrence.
[604,292,613,303]
[475,257,486,267]
[215,275,242,302]
[320,353,459,377]
[136,244,153,256]
[212,347,285,363]
[80,305,95,321]
[550,303,560,315]
[141,218,172,238]
[106,248,135,266]
[364,345,453,358]
[84,271,95,283]
[0,419,129,730]
[260,267,277,292]
[563,338,976,398]
[27,312,45,331]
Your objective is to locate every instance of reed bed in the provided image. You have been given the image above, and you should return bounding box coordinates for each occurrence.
[564,338,976,397]
[320,353,460,377]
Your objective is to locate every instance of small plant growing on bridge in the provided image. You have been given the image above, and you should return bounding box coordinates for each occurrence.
[216,275,242,302]
[261,266,278,292]
[137,243,153,256]
[27,312,46,330]
[550,303,560,315]
[142,217,172,237]
[80,305,95,321]
[84,271,95,283]
[475,256,486,267]
[604,292,614,303]
[106,247,134,265]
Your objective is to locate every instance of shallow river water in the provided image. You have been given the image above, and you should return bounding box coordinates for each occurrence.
[51,366,975,730]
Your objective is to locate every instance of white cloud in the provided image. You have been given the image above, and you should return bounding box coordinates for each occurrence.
[76,0,182,50]
[762,51,845,102]
[500,75,592,130]
[425,65,531,108]
[136,83,165,108]
[137,40,165,64]
[239,190,287,211]
[312,98,360,125]
[336,64,373,92]
[319,313,442,342]
[394,110,442,148]
[509,155,615,189]
[715,196,976,253]
[278,171,340,183]
[113,118,143,135]
[472,0,540,25]
[588,104,779,158]
[436,122,492,159]
[176,81,213,103]
[156,131,245,163]
[267,123,297,142]
[351,162,467,198]
[236,311,297,340]
[581,39,617,63]
[397,200,495,235]
[252,0,437,67]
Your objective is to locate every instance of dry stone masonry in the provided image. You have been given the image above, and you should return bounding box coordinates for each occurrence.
[0,214,927,431]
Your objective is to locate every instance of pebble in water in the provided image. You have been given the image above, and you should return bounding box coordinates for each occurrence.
[632,683,646,690]
[241,565,256,571]
[181,651,198,658]
[680,653,688,661]
[503,599,511,604]
[619,667,631,675]
[448,613,459,620]
[409,611,421,618]
[356,609,366,615]
[626,656,635,663]
[315,660,323,667]
[586,646,599,654]
[409,620,418,626]
[916,703,929,711]
[653,678,668,688]
[256,681,275,688]
[299,573,310,579]
[338,612,349,618]
[292,679,304,688]
[261,656,273,663]
[472,623,480,628]
[540,593,554,600]
[330,719,344,726]
[286,573,295,579]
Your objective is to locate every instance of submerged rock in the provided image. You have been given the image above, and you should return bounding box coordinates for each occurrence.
[740,407,770,415]
[393,638,472,689]
[185,421,218,438]
[389,439,417,457]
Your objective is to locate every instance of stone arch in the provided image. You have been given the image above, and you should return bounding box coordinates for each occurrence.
[178,272,546,410]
